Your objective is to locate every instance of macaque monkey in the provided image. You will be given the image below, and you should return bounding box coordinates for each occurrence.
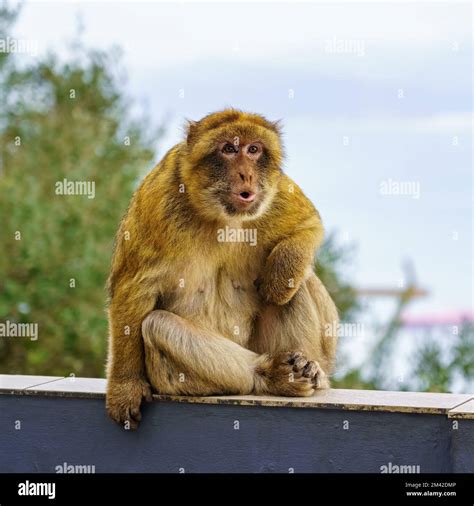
[106,109,338,428]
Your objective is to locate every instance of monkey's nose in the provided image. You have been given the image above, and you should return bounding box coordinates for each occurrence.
[238,191,256,203]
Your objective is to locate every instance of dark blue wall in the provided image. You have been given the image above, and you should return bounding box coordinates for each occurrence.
[1,395,472,473]
[451,419,474,473]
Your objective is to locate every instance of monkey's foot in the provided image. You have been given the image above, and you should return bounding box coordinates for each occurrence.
[295,354,329,390]
[255,351,328,397]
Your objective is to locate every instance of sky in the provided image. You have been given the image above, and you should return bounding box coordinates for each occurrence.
[10,1,473,330]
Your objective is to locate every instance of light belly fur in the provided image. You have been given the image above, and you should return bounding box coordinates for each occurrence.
[163,257,262,346]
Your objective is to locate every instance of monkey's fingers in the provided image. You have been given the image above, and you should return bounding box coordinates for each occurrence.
[106,402,125,424]
[108,407,138,430]
[143,384,153,403]
[125,417,139,430]
[122,405,142,430]
[130,406,142,423]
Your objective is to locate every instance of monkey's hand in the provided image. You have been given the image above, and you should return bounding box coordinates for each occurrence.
[255,231,316,305]
[106,377,153,429]
[254,269,300,306]
[255,351,329,396]
[255,227,322,306]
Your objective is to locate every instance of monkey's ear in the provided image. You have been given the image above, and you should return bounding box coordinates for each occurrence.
[271,119,283,134]
[185,119,198,145]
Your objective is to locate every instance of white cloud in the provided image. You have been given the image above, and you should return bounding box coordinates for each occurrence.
[13,1,472,72]
[289,112,473,134]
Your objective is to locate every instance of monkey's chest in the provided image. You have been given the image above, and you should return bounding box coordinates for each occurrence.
[165,265,261,346]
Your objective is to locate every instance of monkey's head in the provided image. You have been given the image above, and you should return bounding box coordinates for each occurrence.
[183,109,284,222]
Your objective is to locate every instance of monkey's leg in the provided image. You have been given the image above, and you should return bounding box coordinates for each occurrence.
[142,309,264,395]
[250,272,339,391]
[142,310,319,397]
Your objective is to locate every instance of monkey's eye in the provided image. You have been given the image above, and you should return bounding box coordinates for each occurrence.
[248,145,260,154]
[222,143,237,154]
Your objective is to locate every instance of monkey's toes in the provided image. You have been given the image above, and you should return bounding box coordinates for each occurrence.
[308,361,329,389]
[284,351,311,375]
[280,352,328,389]
[303,361,318,379]
[285,351,304,365]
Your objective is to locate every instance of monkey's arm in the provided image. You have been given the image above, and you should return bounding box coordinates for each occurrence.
[106,215,160,428]
[257,178,324,305]
[106,278,157,428]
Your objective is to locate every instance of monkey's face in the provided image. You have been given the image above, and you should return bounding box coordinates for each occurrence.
[184,110,283,222]
[215,138,270,216]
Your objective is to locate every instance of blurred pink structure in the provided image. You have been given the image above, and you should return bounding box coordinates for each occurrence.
[401,310,474,327]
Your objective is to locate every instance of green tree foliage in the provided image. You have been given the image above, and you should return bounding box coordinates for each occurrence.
[0,7,157,376]
[315,233,360,322]
[409,323,474,393]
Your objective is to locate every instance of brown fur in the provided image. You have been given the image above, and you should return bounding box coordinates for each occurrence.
[106,109,338,428]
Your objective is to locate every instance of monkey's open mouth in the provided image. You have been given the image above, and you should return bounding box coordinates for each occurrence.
[236,191,256,203]
[229,191,259,210]
[220,191,261,216]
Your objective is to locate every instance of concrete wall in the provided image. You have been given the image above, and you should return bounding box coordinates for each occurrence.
[0,375,473,473]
